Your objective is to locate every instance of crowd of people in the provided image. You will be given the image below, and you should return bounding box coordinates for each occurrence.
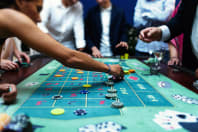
[1,0,198,105]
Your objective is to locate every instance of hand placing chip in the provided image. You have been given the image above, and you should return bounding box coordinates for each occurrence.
[109,65,124,80]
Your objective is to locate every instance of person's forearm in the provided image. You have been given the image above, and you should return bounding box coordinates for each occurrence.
[168,42,178,58]
[61,49,109,72]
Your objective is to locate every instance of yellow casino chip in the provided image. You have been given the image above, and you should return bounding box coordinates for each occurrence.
[83,84,92,88]
[77,71,84,74]
[54,74,63,77]
[72,77,79,80]
[59,69,66,72]
[51,108,65,115]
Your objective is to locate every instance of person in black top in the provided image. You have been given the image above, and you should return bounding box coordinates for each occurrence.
[139,0,198,72]
[0,0,124,104]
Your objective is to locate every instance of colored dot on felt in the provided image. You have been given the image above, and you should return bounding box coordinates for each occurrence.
[72,77,79,80]
[54,74,63,77]
[59,69,66,72]
[50,108,65,115]
[129,69,135,73]
[83,84,92,88]
[76,69,82,71]
[77,71,84,74]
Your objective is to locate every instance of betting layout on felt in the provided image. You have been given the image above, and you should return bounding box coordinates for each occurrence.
[153,110,198,131]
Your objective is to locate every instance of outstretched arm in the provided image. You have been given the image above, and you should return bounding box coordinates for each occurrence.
[0,9,123,76]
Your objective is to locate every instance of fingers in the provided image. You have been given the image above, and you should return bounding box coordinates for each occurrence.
[115,42,128,49]
[92,50,102,58]
[21,53,31,63]
[1,60,18,70]
[2,84,17,104]
[168,58,180,66]
[139,27,161,43]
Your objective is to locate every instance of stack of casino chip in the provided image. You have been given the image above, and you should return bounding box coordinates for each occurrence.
[73,109,87,116]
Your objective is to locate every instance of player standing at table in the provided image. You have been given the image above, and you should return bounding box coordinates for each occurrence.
[38,0,86,51]
[0,0,124,104]
[133,0,175,62]
[84,0,128,58]
[139,0,198,73]
[0,37,30,71]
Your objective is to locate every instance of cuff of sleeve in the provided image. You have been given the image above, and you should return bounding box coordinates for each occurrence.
[159,25,171,41]
[76,40,86,49]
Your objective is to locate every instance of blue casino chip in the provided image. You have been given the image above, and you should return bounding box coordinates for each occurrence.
[73,109,87,116]
[80,90,89,94]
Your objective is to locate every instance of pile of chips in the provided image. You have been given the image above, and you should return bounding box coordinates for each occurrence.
[73,109,87,116]
[79,121,127,132]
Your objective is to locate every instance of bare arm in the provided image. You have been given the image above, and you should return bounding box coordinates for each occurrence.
[0,9,122,76]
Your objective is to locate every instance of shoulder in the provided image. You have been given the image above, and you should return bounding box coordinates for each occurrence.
[87,5,99,14]
[73,1,83,11]
[112,5,125,15]
[0,9,28,25]
[0,9,36,35]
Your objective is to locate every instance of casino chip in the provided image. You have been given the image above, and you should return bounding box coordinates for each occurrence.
[59,69,66,72]
[77,71,84,74]
[107,87,117,93]
[52,95,63,100]
[129,69,135,73]
[105,80,114,86]
[83,84,92,88]
[54,74,64,77]
[124,70,130,75]
[73,109,87,116]
[51,108,65,115]
[105,93,117,99]
[72,77,79,80]
[80,90,89,94]
[111,98,124,108]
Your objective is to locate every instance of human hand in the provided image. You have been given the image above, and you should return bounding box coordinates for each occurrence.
[168,57,181,66]
[14,51,30,64]
[115,41,128,50]
[139,27,162,43]
[0,84,17,104]
[0,59,19,71]
[109,64,124,79]
[92,47,102,58]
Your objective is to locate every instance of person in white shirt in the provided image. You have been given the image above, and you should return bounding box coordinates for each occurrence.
[85,0,128,58]
[133,0,175,62]
[38,0,86,51]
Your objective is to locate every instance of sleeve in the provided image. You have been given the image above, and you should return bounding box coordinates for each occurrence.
[167,0,185,40]
[119,11,128,42]
[149,0,176,21]
[133,0,145,28]
[73,2,86,49]
[37,0,50,33]
[84,10,96,51]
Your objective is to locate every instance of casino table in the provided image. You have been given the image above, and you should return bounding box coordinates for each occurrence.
[0,55,198,132]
